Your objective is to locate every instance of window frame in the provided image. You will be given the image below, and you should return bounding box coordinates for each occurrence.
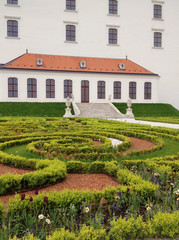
[129,81,136,100]
[8,77,18,98]
[154,4,162,19]
[109,0,118,15]
[46,79,55,99]
[27,78,37,98]
[66,24,76,42]
[7,19,18,37]
[64,79,72,98]
[108,28,118,45]
[113,81,121,99]
[7,0,18,5]
[144,82,152,100]
[154,32,162,48]
[97,81,105,99]
[66,0,76,11]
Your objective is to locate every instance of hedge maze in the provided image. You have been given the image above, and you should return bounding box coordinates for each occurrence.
[0,117,178,239]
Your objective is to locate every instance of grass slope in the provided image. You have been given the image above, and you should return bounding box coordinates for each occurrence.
[113,103,179,117]
[0,102,74,117]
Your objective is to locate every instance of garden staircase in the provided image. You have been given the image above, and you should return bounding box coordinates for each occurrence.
[75,103,124,119]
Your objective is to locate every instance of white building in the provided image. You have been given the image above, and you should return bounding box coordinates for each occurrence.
[0,0,178,108]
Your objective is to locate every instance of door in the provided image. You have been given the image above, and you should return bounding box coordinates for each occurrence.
[81,80,89,103]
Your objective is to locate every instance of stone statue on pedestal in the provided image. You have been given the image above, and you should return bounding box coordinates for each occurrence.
[63,97,72,117]
[125,98,134,118]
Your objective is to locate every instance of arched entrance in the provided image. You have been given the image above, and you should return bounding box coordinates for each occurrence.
[81,80,89,103]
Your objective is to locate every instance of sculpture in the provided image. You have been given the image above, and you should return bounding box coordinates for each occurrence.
[63,97,72,117]
[125,98,134,118]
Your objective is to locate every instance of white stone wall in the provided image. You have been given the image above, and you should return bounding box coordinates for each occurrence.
[0,69,159,103]
[0,0,178,108]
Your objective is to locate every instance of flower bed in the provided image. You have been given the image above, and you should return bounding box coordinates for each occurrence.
[0,117,178,239]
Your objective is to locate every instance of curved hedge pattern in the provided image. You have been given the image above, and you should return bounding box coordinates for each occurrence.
[0,117,178,239]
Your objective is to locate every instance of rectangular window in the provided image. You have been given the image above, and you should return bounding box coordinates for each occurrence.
[129,82,136,99]
[46,79,55,98]
[7,0,18,5]
[66,25,76,42]
[114,81,121,99]
[27,78,37,98]
[64,79,72,98]
[109,28,117,44]
[98,81,105,99]
[8,77,18,97]
[154,5,162,19]
[154,32,162,47]
[66,0,76,10]
[7,20,18,37]
[109,0,118,15]
[144,82,152,99]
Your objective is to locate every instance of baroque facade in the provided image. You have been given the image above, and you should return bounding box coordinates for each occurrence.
[0,0,178,108]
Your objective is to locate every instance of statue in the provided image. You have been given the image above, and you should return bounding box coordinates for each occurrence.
[63,96,72,117]
[125,98,134,118]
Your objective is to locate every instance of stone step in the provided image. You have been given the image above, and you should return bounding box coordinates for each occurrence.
[76,103,123,118]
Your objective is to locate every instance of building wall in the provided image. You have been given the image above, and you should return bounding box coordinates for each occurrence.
[0,69,159,103]
[0,0,178,108]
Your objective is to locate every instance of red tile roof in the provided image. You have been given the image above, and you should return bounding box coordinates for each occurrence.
[2,53,156,75]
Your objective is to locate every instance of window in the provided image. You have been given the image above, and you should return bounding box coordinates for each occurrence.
[27,78,37,98]
[154,32,162,47]
[64,79,72,98]
[66,25,76,42]
[113,81,121,99]
[66,0,76,10]
[8,77,18,97]
[7,0,18,5]
[108,28,117,44]
[98,81,105,99]
[7,20,18,37]
[109,0,118,14]
[144,82,152,99]
[129,82,136,99]
[46,79,55,98]
[154,5,162,19]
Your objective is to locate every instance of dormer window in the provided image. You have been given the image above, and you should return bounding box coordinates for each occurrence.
[36,58,43,66]
[80,61,86,69]
[119,63,125,70]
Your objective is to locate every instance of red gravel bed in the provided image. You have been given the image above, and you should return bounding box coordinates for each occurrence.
[0,173,120,206]
[123,137,155,154]
[0,163,33,176]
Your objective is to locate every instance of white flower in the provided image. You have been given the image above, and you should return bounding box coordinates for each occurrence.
[46,219,51,224]
[85,207,89,213]
[38,214,44,220]
[147,207,151,211]
[115,195,120,200]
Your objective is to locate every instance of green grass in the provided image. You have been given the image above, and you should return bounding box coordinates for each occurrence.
[135,117,179,124]
[113,103,179,117]
[0,102,74,117]
[4,144,43,159]
[120,138,179,161]
[4,138,179,162]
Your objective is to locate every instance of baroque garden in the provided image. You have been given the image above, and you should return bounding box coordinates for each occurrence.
[0,111,178,239]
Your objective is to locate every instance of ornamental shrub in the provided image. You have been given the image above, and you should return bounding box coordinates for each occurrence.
[147,211,179,238]
[109,216,146,240]
[46,228,76,239]
[77,225,108,240]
